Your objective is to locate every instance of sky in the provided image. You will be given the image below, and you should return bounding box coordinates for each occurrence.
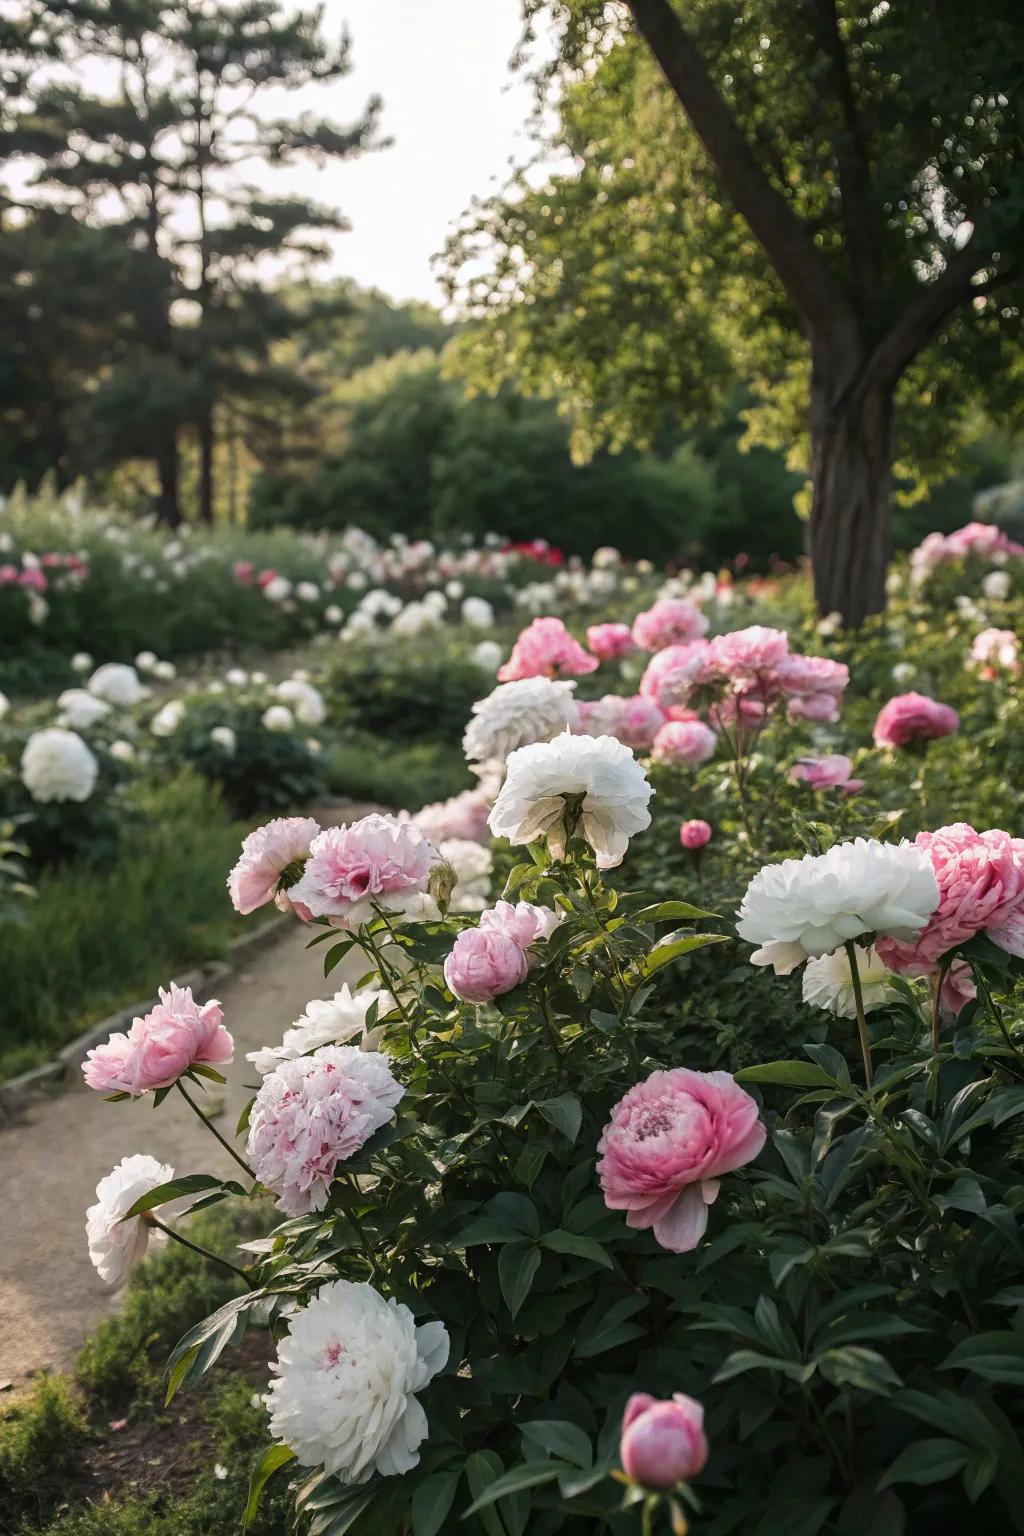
[285,0,542,305]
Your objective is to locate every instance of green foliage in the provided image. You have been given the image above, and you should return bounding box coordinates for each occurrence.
[0,1376,86,1530]
[326,735,471,812]
[0,772,244,1081]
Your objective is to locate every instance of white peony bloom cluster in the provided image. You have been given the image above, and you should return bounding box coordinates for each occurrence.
[463,678,578,766]
[737,838,940,974]
[57,687,111,730]
[266,1279,449,1483]
[275,678,326,726]
[461,596,494,628]
[86,1153,174,1285]
[210,725,237,753]
[247,984,390,1075]
[21,727,99,802]
[470,639,504,673]
[489,731,653,869]
[88,662,144,708]
[802,944,901,1018]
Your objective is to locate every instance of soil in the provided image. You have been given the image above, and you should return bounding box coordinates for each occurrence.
[0,802,378,1397]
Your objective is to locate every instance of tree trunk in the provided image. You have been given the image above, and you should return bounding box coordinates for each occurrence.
[808,360,893,628]
[156,438,181,527]
[197,403,214,523]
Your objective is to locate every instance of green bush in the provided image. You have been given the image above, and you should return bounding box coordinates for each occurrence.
[0,1376,86,1531]
[0,772,244,1081]
[326,733,471,811]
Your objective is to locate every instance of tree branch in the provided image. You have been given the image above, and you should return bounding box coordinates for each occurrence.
[861,239,1003,392]
[625,0,859,349]
[805,0,881,298]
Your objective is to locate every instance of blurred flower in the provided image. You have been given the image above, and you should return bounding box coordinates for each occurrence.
[21,727,98,802]
[86,1154,173,1286]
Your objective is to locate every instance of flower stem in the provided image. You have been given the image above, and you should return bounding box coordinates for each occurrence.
[175,1078,254,1180]
[148,1215,254,1287]
[930,962,949,1053]
[844,941,873,1088]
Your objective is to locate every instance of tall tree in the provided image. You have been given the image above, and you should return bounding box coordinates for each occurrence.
[445,0,1024,623]
[0,0,380,522]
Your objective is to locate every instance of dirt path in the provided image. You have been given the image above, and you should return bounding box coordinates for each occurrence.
[0,804,376,1396]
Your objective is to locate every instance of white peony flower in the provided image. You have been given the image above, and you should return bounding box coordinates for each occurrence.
[88,663,144,708]
[150,699,185,736]
[71,651,93,673]
[296,580,320,602]
[86,1153,174,1285]
[461,596,494,628]
[135,650,158,672]
[21,727,99,802]
[470,639,503,673]
[153,660,176,681]
[802,944,901,1017]
[275,678,326,726]
[226,668,249,687]
[325,604,343,625]
[463,678,578,765]
[264,575,293,602]
[266,1279,449,1482]
[262,704,294,733]
[982,569,1011,602]
[737,838,940,973]
[246,984,390,1075]
[57,688,111,731]
[210,725,237,753]
[891,662,916,685]
[110,739,136,762]
[489,731,653,869]
[251,670,268,685]
[0,690,8,721]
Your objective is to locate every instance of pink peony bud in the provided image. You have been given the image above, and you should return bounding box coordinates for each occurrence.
[620,1392,709,1488]
[873,692,959,750]
[680,819,712,850]
[443,925,529,1003]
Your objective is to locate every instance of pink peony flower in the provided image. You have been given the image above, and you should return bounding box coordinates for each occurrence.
[970,627,1019,675]
[638,641,713,712]
[587,622,635,662]
[706,626,789,691]
[620,1392,708,1489]
[631,599,708,652]
[19,567,47,592]
[498,617,598,682]
[479,899,562,952]
[877,824,1024,973]
[940,960,977,1021]
[257,567,278,589]
[443,925,529,1002]
[615,695,668,749]
[680,819,712,850]
[873,693,960,749]
[288,814,439,928]
[788,755,863,794]
[410,788,492,846]
[787,692,841,723]
[945,520,1024,560]
[246,1046,404,1214]
[227,816,321,915]
[597,1068,765,1252]
[652,719,717,766]
[233,560,255,585]
[82,984,234,1095]
[772,654,849,697]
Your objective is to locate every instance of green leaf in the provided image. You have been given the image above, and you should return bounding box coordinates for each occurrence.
[589,1008,621,1033]
[463,1451,507,1536]
[521,1419,593,1469]
[639,931,729,976]
[412,1470,461,1536]
[123,1173,226,1219]
[542,1230,613,1269]
[499,1242,541,1320]
[536,1093,582,1143]
[941,1332,1024,1385]
[713,1349,815,1385]
[879,1438,972,1488]
[817,1346,903,1395]
[735,1060,837,1088]
[627,900,718,923]
[244,1443,295,1531]
[462,1461,566,1517]
[189,1062,226,1084]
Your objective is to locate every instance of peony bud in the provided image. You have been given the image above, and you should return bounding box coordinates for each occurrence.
[428,858,458,915]
[620,1392,708,1489]
[680,819,712,850]
[443,926,529,1003]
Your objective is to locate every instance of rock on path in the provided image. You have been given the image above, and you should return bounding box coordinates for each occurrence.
[0,803,377,1396]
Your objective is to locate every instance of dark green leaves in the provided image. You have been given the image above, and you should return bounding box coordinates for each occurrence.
[244,1443,295,1531]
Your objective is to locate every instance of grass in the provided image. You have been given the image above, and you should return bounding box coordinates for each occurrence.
[0,771,247,1083]
[0,1206,290,1536]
